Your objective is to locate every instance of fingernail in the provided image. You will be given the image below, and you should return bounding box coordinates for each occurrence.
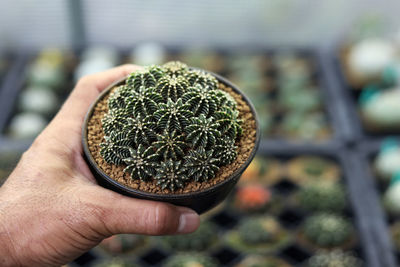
[177,209,200,234]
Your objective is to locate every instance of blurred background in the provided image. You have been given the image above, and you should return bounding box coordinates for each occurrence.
[1,1,400,267]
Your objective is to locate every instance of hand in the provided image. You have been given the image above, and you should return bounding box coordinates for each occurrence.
[0,65,200,267]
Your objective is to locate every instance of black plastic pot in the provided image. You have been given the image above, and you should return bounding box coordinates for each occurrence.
[82,71,260,214]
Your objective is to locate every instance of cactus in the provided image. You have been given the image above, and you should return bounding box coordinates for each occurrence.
[94,258,139,267]
[298,181,346,213]
[306,250,363,267]
[100,61,242,191]
[236,255,292,267]
[234,185,271,212]
[303,213,353,248]
[161,221,217,251]
[164,253,218,267]
[238,217,281,244]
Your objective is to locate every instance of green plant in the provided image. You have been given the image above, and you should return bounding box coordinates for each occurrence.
[238,217,280,244]
[236,255,292,267]
[100,61,242,191]
[306,250,363,267]
[94,258,139,267]
[164,253,218,267]
[303,157,329,177]
[298,181,346,213]
[303,213,353,248]
[161,221,216,251]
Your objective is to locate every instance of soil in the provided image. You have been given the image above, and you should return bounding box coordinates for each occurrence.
[86,81,257,194]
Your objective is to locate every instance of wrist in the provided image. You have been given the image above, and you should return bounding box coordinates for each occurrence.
[0,209,20,266]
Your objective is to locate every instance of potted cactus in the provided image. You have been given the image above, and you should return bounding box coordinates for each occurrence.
[298,213,355,250]
[82,61,260,213]
[163,253,218,267]
[287,156,340,186]
[297,181,347,213]
[225,216,290,254]
[306,250,363,267]
[231,185,282,214]
[93,258,139,267]
[235,255,293,267]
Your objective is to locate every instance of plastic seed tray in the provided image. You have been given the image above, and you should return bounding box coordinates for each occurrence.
[68,147,377,267]
[330,50,400,143]
[0,48,342,147]
[0,47,388,266]
[354,140,400,267]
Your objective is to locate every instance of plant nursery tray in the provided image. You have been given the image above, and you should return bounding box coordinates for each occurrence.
[0,48,344,148]
[330,50,400,144]
[69,147,379,267]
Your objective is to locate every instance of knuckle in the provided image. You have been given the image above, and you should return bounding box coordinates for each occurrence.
[76,75,93,87]
[147,203,176,235]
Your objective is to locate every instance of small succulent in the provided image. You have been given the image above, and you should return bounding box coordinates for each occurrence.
[161,221,217,251]
[100,61,242,191]
[238,217,281,245]
[234,185,271,212]
[94,258,139,267]
[298,181,347,213]
[236,255,292,267]
[303,213,353,248]
[303,157,329,177]
[164,253,218,267]
[306,250,363,267]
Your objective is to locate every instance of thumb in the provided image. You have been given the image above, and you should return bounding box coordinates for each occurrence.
[86,188,200,236]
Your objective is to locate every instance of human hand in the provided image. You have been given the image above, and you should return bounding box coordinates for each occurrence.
[0,65,200,267]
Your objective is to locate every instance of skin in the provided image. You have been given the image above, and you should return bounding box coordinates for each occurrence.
[0,65,200,267]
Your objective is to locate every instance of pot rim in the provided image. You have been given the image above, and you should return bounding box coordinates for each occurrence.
[82,69,261,200]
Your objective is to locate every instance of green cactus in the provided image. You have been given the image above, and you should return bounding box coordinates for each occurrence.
[123,145,158,181]
[155,159,189,191]
[185,115,220,148]
[238,217,281,245]
[94,258,139,267]
[164,253,218,267]
[306,250,363,267]
[303,213,353,248]
[214,137,237,165]
[298,181,347,213]
[161,221,217,251]
[182,84,219,116]
[153,130,187,160]
[100,61,242,191]
[153,98,193,132]
[100,131,132,165]
[185,147,220,182]
[236,255,292,267]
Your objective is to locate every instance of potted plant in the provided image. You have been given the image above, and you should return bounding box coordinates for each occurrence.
[82,61,260,214]
[163,253,218,267]
[305,250,363,267]
[296,181,347,213]
[225,216,291,254]
[235,255,293,267]
[297,213,355,251]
